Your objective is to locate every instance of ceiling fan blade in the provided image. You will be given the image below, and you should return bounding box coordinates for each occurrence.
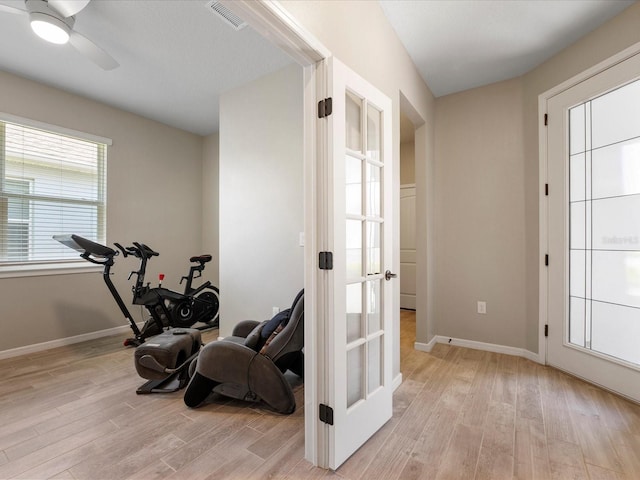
[0,3,27,15]
[48,0,90,17]
[69,30,119,70]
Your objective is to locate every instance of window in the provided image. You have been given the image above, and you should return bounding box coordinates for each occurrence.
[5,178,32,259]
[0,115,109,271]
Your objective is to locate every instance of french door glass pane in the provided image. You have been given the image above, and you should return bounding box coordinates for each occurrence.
[346,219,362,278]
[367,279,381,333]
[346,283,362,344]
[347,345,364,408]
[346,91,362,152]
[367,104,381,162]
[366,163,381,217]
[568,77,640,367]
[366,221,381,275]
[367,336,382,394]
[346,155,362,215]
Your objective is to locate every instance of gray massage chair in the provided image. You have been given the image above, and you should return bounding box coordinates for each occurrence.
[184,290,304,414]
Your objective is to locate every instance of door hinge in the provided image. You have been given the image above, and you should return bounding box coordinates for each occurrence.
[545,183,549,196]
[545,324,549,337]
[545,254,549,266]
[318,97,333,118]
[319,251,333,270]
[544,113,548,126]
[319,403,334,425]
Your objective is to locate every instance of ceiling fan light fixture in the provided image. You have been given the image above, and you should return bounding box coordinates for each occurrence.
[30,12,70,44]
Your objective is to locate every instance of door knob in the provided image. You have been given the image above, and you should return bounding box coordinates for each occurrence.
[385,270,397,281]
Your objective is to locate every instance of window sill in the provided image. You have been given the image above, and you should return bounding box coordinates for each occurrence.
[0,262,102,279]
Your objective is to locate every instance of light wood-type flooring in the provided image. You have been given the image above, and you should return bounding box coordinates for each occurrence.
[1,310,640,479]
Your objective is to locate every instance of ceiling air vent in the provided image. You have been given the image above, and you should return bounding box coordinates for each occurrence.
[205,1,247,31]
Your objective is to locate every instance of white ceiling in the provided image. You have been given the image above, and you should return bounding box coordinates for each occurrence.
[0,0,636,136]
[0,0,293,135]
[379,0,636,97]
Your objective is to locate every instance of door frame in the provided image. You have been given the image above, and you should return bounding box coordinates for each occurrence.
[539,40,640,367]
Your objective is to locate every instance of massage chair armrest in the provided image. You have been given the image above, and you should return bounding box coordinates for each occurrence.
[196,341,259,382]
[231,320,263,338]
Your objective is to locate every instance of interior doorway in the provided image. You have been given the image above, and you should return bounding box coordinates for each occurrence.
[400,110,417,311]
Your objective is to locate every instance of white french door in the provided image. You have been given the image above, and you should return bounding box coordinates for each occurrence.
[546,50,640,402]
[318,57,394,469]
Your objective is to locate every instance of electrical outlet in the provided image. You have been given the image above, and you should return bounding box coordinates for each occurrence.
[272,306,280,316]
[477,301,487,314]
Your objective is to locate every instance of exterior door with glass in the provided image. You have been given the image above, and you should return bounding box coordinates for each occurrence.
[546,51,640,401]
[318,57,394,469]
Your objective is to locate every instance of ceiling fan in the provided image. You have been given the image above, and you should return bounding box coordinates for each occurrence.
[0,0,119,70]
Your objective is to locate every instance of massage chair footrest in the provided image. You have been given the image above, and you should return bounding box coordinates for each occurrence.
[134,328,201,381]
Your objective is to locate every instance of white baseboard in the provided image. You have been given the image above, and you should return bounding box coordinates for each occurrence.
[414,336,438,353]
[0,324,137,361]
[392,372,403,391]
[414,335,543,365]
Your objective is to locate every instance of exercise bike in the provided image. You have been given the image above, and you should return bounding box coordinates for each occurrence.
[53,234,205,394]
[114,241,219,346]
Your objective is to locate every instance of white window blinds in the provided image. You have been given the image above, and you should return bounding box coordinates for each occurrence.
[0,117,108,265]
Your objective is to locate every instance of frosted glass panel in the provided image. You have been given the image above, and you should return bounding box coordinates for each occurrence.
[592,196,640,251]
[347,345,364,408]
[366,221,381,275]
[367,104,381,162]
[367,280,381,334]
[569,296,586,347]
[346,219,362,278]
[570,153,586,202]
[592,138,640,200]
[570,250,586,298]
[366,163,381,217]
[346,91,362,152]
[346,283,362,343]
[567,76,640,367]
[591,78,640,149]
[346,155,362,215]
[570,104,586,155]
[367,336,382,394]
[591,301,640,365]
[591,251,640,308]
[570,202,586,250]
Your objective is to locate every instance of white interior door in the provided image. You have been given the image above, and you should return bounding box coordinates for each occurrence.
[400,185,416,309]
[546,51,640,402]
[318,57,393,470]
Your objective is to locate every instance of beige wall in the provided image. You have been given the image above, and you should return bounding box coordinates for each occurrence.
[218,64,304,337]
[0,70,204,352]
[434,78,526,347]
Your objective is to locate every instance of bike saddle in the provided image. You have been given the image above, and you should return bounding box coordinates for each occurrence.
[190,255,212,264]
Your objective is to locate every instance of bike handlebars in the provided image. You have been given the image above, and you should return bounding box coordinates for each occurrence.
[133,242,159,259]
[114,242,159,260]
